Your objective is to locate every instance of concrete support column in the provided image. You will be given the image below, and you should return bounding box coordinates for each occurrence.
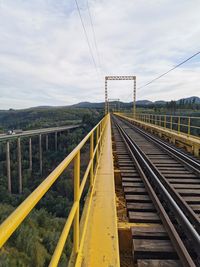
[29,137,32,172]
[46,134,48,151]
[55,132,58,151]
[6,141,11,193]
[17,137,22,194]
[39,134,42,175]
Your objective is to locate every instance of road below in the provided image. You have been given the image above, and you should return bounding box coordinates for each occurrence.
[0,125,81,141]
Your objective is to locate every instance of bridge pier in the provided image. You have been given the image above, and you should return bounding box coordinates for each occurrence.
[29,138,32,172]
[39,134,42,175]
[17,137,22,194]
[58,132,62,150]
[6,141,11,193]
[55,132,58,151]
[46,134,48,151]
[0,125,79,193]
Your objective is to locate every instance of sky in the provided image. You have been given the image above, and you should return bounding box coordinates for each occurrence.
[0,0,200,109]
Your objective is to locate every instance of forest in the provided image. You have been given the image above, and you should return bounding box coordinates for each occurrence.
[0,101,199,266]
[0,107,103,266]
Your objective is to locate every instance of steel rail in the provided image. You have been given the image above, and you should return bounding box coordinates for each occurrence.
[115,116,200,239]
[113,116,200,266]
[120,116,200,174]
[117,116,200,232]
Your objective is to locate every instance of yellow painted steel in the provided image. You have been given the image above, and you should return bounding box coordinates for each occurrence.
[73,151,80,254]
[133,112,200,139]
[90,132,94,186]
[76,115,120,267]
[188,117,191,137]
[0,115,110,267]
[49,202,78,267]
[118,222,151,229]
[117,113,200,157]
[178,116,180,134]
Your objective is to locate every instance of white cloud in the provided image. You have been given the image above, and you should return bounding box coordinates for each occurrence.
[0,0,200,109]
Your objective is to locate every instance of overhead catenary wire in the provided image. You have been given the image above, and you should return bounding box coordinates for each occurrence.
[138,51,200,90]
[74,0,102,85]
[124,50,200,101]
[86,0,102,73]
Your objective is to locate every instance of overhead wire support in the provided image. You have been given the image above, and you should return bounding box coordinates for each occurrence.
[138,51,200,90]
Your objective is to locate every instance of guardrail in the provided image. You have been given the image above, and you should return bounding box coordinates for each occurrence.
[121,113,200,139]
[0,115,108,266]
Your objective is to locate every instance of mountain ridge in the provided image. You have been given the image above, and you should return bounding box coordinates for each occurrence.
[72,96,200,108]
[1,96,200,111]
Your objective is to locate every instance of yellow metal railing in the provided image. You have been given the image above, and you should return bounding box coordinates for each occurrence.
[0,115,108,266]
[121,112,200,139]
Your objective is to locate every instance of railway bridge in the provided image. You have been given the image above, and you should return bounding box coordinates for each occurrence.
[0,112,200,267]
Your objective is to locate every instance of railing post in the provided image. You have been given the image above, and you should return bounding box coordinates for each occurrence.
[96,125,99,163]
[99,123,102,151]
[90,132,94,186]
[188,117,191,137]
[164,115,166,128]
[170,116,172,131]
[74,151,80,254]
[178,116,180,134]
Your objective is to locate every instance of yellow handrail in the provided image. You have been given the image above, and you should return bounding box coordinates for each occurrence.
[0,114,109,267]
[119,112,200,139]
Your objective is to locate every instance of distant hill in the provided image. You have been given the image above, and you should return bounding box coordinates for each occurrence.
[136,100,153,106]
[154,100,167,105]
[176,96,200,104]
[72,100,153,108]
[71,96,200,109]
[71,102,105,108]
[1,96,200,112]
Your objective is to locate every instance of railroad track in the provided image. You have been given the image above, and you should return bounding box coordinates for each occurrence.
[111,114,200,267]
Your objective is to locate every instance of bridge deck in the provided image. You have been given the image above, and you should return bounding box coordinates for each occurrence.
[0,125,80,141]
[80,115,120,267]
[117,113,200,157]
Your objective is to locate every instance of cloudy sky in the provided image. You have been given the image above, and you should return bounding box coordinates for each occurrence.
[0,0,200,109]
